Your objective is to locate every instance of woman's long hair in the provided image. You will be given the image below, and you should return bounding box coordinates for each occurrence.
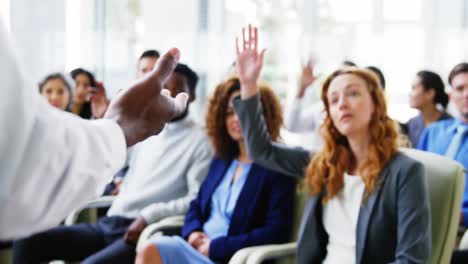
[205,77,283,160]
[305,68,398,202]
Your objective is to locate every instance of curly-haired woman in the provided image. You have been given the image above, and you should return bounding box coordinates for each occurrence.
[135,77,296,264]
[232,24,431,263]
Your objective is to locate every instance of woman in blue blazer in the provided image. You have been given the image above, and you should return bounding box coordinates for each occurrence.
[229,25,431,263]
[135,77,295,264]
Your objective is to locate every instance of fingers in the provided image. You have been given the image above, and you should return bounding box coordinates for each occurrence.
[253,26,258,53]
[248,24,252,49]
[172,92,189,115]
[238,24,259,53]
[259,48,267,66]
[242,28,247,50]
[149,48,180,89]
[161,89,170,97]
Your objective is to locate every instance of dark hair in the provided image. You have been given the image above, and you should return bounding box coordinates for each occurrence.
[342,60,357,67]
[38,73,72,94]
[70,68,97,87]
[139,49,160,60]
[417,70,449,108]
[448,62,468,85]
[366,66,386,90]
[174,63,199,97]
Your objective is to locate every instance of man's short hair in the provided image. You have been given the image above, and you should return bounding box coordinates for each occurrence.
[139,49,160,60]
[174,63,199,96]
[448,62,468,85]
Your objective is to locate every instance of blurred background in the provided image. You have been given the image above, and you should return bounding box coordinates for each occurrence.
[1,0,468,124]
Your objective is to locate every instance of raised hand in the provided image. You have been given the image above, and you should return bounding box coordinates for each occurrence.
[235,24,266,99]
[297,60,318,98]
[89,81,110,119]
[104,48,189,147]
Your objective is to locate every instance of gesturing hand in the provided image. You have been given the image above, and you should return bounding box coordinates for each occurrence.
[235,24,266,99]
[297,60,318,98]
[104,48,189,147]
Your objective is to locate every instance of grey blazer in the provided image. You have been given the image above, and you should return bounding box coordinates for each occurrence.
[233,95,431,264]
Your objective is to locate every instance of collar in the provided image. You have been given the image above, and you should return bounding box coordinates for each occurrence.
[163,115,194,133]
[447,118,467,134]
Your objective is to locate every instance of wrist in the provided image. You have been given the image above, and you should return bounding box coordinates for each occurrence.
[296,90,305,98]
[240,82,257,99]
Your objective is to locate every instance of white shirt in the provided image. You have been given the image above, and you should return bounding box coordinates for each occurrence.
[322,173,365,264]
[107,116,212,223]
[0,22,126,240]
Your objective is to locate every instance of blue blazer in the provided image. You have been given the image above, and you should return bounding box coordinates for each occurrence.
[182,157,296,263]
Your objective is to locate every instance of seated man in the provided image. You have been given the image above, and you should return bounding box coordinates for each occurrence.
[12,63,213,264]
[103,49,161,197]
[418,62,468,227]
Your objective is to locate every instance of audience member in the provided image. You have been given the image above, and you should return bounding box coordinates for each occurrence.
[38,73,72,111]
[403,70,451,146]
[418,63,468,227]
[137,49,160,79]
[135,77,295,264]
[233,25,430,263]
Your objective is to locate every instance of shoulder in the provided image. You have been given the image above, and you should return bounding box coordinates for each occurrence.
[388,152,423,170]
[407,115,421,126]
[184,121,212,151]
[426,118,455,132]
[384,152,425,185]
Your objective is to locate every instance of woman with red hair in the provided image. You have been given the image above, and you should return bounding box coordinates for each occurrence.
[232,25,431,263]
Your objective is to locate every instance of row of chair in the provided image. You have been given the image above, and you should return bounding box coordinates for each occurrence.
[0,148,465,264]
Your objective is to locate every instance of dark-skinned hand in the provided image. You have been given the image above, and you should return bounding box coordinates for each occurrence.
[104,48,189,147]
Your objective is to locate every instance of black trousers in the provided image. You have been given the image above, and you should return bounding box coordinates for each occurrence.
[452,249,468,264]
[13,216,135,264]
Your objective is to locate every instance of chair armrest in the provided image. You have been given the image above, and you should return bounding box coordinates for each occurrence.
[244,242,297,264]
[459,228,468,249]
[228,245,278,264]
[136,215,185,249]
[64,196,115,225]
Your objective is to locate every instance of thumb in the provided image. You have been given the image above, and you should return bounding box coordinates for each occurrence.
[172,92,189,115]
[148,48,180,88]
[258,48,267,67]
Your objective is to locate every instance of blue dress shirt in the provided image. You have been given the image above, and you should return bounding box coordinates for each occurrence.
[418,118,468,226]
[203,160,252,239]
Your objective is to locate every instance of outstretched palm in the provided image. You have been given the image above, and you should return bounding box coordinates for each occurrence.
[236,24,266,92]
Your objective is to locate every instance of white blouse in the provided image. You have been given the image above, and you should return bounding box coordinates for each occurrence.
[322,173,365,264]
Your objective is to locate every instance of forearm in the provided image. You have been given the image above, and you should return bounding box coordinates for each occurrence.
[233,95,311,178]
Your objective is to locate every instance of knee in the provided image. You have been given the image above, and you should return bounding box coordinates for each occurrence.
[135,243,161,264]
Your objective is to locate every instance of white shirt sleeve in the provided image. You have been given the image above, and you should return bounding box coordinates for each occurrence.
[0,22,127,240]
[283,97,324,133]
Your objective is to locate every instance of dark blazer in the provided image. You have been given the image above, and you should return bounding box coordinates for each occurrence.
[233,95,431,264]
[182,157,296,263]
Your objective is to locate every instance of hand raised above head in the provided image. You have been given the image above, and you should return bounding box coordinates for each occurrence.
[297,59,318,98]
[104,48,189,147]
[89,81,110,119]
[235,24,266,99]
